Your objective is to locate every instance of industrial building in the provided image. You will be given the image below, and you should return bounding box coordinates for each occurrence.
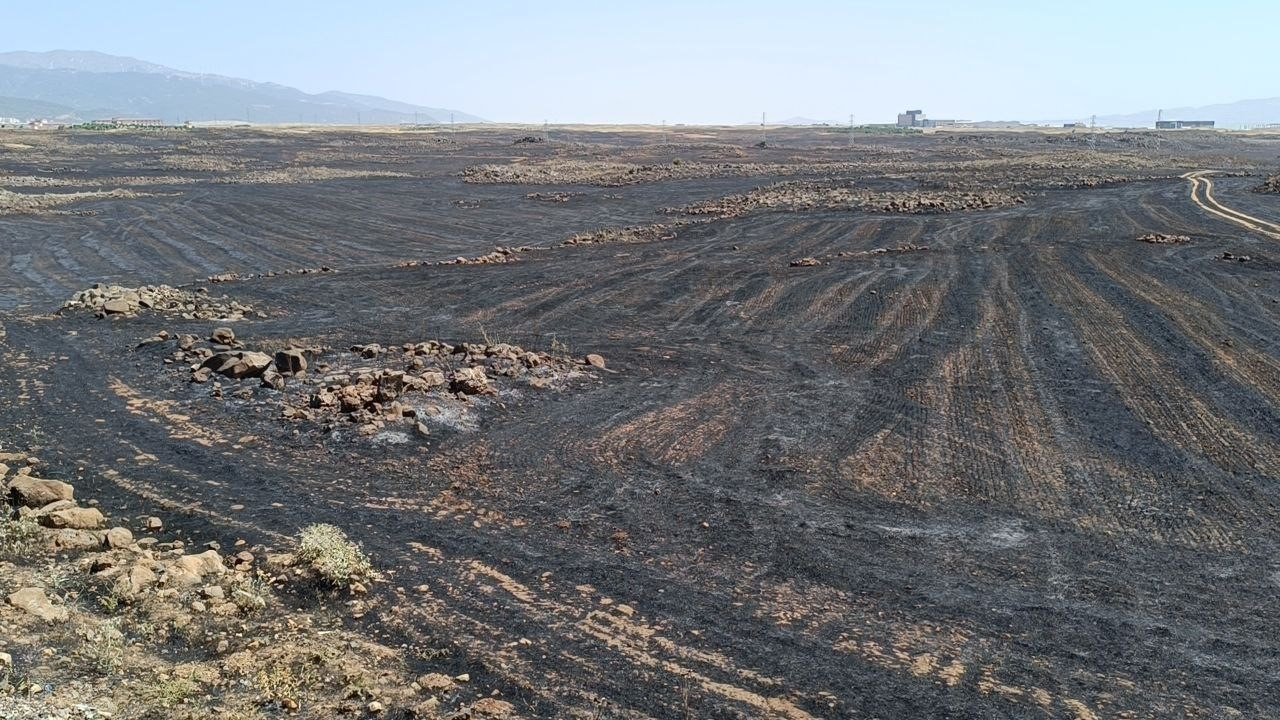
[896,109,925,128]
[1156,120,1215,129]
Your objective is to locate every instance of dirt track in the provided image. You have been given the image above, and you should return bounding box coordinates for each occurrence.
[3,126,1280,718]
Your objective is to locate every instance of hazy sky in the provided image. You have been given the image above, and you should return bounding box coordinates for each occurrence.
[3,0,1277,124]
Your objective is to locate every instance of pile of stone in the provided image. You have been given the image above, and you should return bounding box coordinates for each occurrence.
[1254,174,1280,195]
[790,257,822,267]
[439,246,532,265]
[1137,233,1191,244]
[62,284,258,320]
[208,266,334,283]
[152,327,316,389]
[513,135,545,145]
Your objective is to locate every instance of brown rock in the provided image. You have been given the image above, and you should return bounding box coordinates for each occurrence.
[204,351,273,379]
[127,564,158,596]
[50,529,100,551]
[211,327,236,345]
[417,673,455,692]
[451,366,493,395]
[104,526,134,548]
[39,506,106,530]
[274,348,308,374]
[471,698,517,718]
[145,516,164,531]
[585,353,607,369]
[191,366,214,383]
[102,298,135,315]
[260,369,286,391]
[7,476,74,508]
[7,588,68,623]
[166,549,226,586]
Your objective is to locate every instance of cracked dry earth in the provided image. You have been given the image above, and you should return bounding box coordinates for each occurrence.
[3,125,1280,718]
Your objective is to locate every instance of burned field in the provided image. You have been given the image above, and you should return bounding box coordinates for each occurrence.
[2,125,1280,718]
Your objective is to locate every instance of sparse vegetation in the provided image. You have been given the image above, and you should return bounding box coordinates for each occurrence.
[295,523,375,587]
[0,514,44,561]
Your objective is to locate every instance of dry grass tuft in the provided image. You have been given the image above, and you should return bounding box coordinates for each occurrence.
[295,524,374,587]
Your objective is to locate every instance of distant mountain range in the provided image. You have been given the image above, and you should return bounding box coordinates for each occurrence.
[0,50,483,125]
[1089,97,1280,129]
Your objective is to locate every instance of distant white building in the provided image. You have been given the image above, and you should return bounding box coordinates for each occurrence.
[0,117,21,126]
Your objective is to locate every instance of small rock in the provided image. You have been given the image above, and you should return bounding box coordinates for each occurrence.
[584,353,607,369]
[211,327,236,345]
[146,516,164,531]
[417,673,454,692]
[368,701,384,714]
[191,366,214,383]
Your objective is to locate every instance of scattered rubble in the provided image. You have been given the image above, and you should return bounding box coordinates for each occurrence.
[61,284,259,320]
[671,182,1024,219]
[1221,251,1252,263]
[513,135,545,145]
[526,191,583,202]
[1254,174,1280,194]
[153,329,599,437]
[790,257,822,267]
[0,449,515,718]
[1138,233,1191,244]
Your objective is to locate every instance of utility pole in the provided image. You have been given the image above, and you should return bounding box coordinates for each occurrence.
[543,119,549,142]
[849,113,855,146]
[1089,114,1097,151]
[761,111,767,146]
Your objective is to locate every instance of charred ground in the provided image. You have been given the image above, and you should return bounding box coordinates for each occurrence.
[2,125,1280,718]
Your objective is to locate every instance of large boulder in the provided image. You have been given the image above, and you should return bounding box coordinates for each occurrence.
[8,476,74,508]
[39,506,106,530]
[7,588,68,623]
[274,349,308,374]
[203,351,273,379]
[165,550,226,586]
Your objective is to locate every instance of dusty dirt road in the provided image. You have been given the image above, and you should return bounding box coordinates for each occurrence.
[2,126,1280,718]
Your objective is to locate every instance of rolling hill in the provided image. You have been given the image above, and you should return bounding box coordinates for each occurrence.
[0,50,483,125]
